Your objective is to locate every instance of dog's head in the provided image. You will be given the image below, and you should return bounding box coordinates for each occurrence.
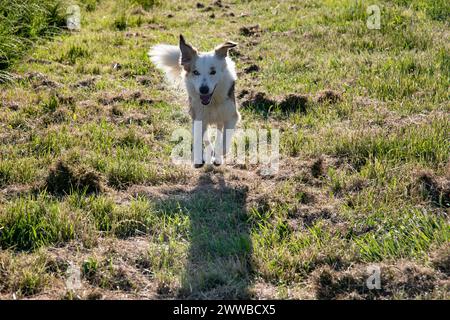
[179,34,237,106]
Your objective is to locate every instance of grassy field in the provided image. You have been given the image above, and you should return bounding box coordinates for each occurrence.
[0,0,449,299]
[0,0,68,82]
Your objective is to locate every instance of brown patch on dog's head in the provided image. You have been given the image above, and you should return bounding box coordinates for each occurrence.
[179,34,198,72]
[214,41,237,58]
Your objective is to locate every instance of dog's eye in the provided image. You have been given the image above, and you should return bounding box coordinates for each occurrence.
[192,70,200,76]
[210,70,216,75]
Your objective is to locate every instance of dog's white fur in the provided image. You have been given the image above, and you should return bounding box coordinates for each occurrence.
[149,36,240,166]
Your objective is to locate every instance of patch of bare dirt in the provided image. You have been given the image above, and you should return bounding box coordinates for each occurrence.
[312,262,446,299]
[125,32,147,38]
[22,72,61,90]
[345,177,369,193]
[98,90,143,105]
[41,237,161,299]
[430,245,450,276]
[311,157,326,178]
[55,93,75,105]
[384,110,449,130]
[353,96,385,108]
[26,58,53,65]
[239,25,260,37]
[413,169,450,208]
[130,6,146,15]
[135,76,153,86]
[244,156,345,234]
[243,64,260,74]
[316,90,342,104]
[295,208,342,229]
[144,23,167,31]
[45,160,104,196]
[42,107,71,125]
[237,89,249,99]
[241,91,276,110]
[2,101,20,111]
[72,77,97,89]
[212,0,223,7]
[0,185,35,201]
[223,12,235,17]
[240,91,310,115]
[279,94,309,113]
[109,107,153,125]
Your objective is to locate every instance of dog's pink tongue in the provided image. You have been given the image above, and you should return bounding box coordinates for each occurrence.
[200,94,211,105]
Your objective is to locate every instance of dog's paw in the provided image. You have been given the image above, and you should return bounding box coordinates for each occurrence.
[212,155,223,166]
[193,161,205,168]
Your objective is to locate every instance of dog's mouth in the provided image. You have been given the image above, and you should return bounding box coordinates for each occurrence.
[200,93,213,105]
[199,86,216,106]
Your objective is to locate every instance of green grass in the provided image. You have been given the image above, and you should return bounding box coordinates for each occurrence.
[0,194,78,251]
[0,0,66,81]
[0,0,448,300]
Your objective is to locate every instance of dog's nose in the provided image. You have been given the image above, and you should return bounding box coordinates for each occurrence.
[199,85,209,95]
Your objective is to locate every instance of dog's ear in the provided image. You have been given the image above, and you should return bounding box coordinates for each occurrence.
[179,34,197,71]
[214,41,237,58]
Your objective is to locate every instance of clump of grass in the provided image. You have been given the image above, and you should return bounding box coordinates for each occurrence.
[81,0,100,12]
[281,130,306,157]
[113,198,155,238]
[60,45,90,65]
[354,208,449,261]
[87,196,117,232]
[117,128,146,148]
[397,0,450,21]
[82,256,134,290]
[42,94,59,113]
[82,257,99,282]
[16,268,47,296]
[0,194,78,251]
[113,14,128,31]
[30,128,74,156]
[0,0,66,80]
[45,160,104,196]
[329,119,449,169]
[106,159,148,188]
[133,0,160,10]
[3,255,50,297]
[0,158,38,187]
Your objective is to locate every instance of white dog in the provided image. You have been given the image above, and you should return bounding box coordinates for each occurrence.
[149,35,240,167]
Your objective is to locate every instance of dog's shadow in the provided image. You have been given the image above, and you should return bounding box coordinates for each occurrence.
[155,171,252,299]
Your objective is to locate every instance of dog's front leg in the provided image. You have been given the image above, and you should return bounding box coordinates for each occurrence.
[219,116,238,165]
[213,124,224,166]
[192,119,205,168]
